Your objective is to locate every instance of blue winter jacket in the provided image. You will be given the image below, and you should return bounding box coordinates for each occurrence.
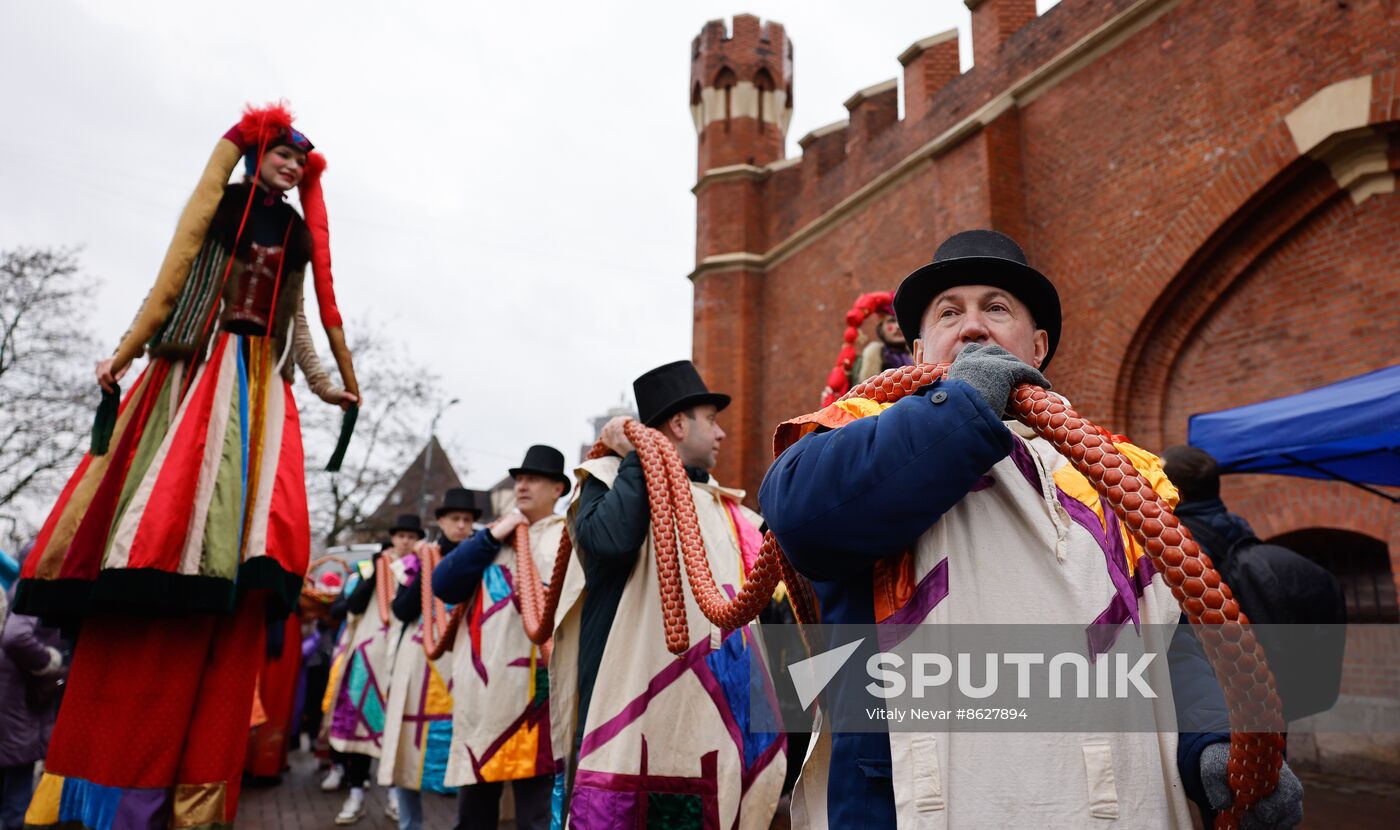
[759,379,1229,828]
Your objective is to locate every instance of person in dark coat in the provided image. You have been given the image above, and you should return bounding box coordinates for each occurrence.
[1163,445,1347,723]
[1,547,67,830]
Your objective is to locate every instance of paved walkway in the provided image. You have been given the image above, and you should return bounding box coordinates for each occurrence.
[237,750,1397,829]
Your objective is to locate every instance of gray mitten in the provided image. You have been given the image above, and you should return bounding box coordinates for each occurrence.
[944,343,1051,416]
[1199,742,1304,829]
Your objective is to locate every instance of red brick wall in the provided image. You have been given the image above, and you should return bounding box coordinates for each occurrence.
[689,0,1400,574]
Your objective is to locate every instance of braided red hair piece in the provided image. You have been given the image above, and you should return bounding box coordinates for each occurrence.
[819,290,895,407]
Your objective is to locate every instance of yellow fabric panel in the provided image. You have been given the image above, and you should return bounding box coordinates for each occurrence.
[323,649,346,714]
[1051,442,1179,574]
[425,663,453,715]
[172,782,226,829]
[834,398,893,420]
[479,721,540,782]
[113,138,242,371]
[24,773,63,825]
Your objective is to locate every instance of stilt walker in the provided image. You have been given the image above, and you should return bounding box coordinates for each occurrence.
[16,101,360,830]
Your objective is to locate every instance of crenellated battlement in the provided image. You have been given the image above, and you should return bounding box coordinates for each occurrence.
[691,14,793,175]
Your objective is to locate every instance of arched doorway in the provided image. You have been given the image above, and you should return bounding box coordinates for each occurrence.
[1269,527,1398,623]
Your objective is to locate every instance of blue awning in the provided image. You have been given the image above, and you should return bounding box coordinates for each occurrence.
[1187,364,1400,493]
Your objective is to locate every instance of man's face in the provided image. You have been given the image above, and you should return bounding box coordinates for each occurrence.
[913,284,1048,367]
[514,473,564,516]
[437,510,476,544]
[390,530,419,555]
[667,404,725,471]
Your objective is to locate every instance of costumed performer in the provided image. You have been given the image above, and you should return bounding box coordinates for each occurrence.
[550,361,786,829]
[759,229,1304,829]
[15,102,359,830]
[432,449,571,830]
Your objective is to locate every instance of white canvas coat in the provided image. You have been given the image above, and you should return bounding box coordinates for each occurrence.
[792,420,1195,830]
[378,617,456,793]
[444,514,567,789]
[550,456,786,830]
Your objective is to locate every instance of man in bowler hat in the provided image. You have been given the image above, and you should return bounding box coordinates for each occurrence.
[432,447,572,830]
[549,360,785,828]
[760,230,1302,828]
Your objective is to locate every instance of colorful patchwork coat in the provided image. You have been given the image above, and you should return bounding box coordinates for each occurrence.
[328,567,401,758]
[445,514,567,793]
[550,457,786,830]
[379,597,457,794]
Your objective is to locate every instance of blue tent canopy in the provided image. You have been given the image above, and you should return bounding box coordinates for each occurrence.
[1187,364,1400,496]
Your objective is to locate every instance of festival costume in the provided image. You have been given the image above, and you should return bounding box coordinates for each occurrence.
[18,104,357,830]
[443,514,564,792]
[761,231,1236,828]
[429,451,572,829]
[377,557,456,797]
[245,612,305,779]
[773,393,1195,829]
[549,365,785,830]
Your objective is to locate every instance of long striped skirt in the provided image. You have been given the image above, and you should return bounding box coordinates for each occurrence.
[17,331,309,617]
[18,331,312,830]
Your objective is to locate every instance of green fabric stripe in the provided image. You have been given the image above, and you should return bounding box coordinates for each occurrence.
[200,363,242,580]
[102,366,177,566]
[152,238,226,352]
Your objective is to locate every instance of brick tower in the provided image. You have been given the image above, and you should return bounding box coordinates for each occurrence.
[689,15,791,493]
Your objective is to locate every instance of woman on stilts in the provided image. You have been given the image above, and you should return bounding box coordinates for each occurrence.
[14,101,360,830]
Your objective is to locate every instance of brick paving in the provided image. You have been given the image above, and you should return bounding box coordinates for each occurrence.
[237,751,458,830]
[238,750,1396,829]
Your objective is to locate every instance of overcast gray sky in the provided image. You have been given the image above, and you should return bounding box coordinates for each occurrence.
[1,0,1056,496]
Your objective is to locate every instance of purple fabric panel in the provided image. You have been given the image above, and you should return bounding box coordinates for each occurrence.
[110,788,170,830]
[885,558,950,628]
[1058,490,1139,629]
[1007,439,1041,492]
[877,558,950,652]
[1009,438,1141,627]
[970,475,995,492]
[567,783,639,830]
[578,640,710,760]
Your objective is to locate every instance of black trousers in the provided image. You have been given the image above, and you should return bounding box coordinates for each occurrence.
[454,774,553,830]
[343,753,372,788]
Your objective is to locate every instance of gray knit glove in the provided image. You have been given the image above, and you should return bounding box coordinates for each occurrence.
[944,343,1050,416]
[1200,743,1303,829]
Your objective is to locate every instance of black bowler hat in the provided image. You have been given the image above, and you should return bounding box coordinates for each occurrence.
[434,487,482,520]
[892,229,1061,369]
[509,445,572,495]
[633,360,731,428]
[388,513,426,539]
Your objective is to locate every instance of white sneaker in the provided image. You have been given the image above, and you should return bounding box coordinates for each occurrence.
[321,765,345,792]
[385,793,400,822]
[335,790,366,825]
[298,733,312,753]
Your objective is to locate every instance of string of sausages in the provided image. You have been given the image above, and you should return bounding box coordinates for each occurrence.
[419,546,466,660]
[405,361,1282,827]
[844,363,1284,829]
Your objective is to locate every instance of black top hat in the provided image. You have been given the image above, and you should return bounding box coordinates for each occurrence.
[892,229,1061,369]
[434,487,482,520]
[508,445,572,495]
[633,360,731,428]
[388,513,426,539]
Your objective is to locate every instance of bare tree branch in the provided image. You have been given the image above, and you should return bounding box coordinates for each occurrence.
[0,248,98,530]
[296,318,447,550]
